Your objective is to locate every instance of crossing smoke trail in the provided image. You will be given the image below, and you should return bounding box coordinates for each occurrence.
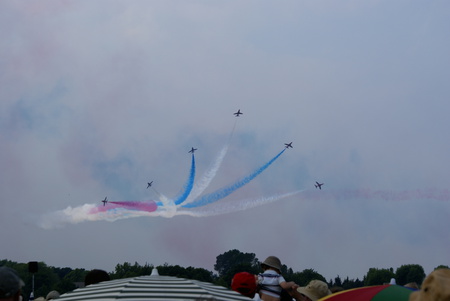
[39,145,289,228]
[39,186,450,229]
[182,149,286,208]
[182,145,228,206]
[154,153,196,207]
[173,154,196,205]
[176,190,304,217]
[39,190,302,228]
[182,119,237,206]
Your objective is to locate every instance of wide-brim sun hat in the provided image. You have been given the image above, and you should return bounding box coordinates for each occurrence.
[409,268,450,301]
[261,256,282,271]
[297,280,331,301]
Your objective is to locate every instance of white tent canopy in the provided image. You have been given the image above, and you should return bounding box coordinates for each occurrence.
[58,269,251,301]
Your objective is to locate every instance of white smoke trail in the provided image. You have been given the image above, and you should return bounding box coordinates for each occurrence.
[176,190,304,217]
[38,204,123,229]
[39,190,302,228]
[39,203,178,229]
[180,119,238,207]
[151,187,169,204]
[181,145,228,206]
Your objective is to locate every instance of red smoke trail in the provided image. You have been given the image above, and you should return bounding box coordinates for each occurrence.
[90,201,158,214]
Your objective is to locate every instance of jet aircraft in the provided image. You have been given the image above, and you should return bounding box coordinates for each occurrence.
[189,147,197,153]
[147,181,153,188]
[315,182,324,190]
[233,109,243,117]
[101,197,108,206]
[284,142,293,149]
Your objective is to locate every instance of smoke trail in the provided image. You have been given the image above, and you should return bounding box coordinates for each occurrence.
[40,187,450,228]
[151,187,170,205]
[91,201,157,213]
[300,188,450,202]
[38,204,133,229]
[177,190,304,217]
[173,153,196,205]
[154,153,196,207]
[182,149,286,208]
[183,119,238,206]
[39,205,165,229]
[182,145,228,206]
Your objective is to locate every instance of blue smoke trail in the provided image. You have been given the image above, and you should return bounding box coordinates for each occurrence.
[182,149,286,208]
[173,153,196,205]
[183,120,238,205]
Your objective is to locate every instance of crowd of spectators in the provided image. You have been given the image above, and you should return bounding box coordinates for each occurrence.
[1,260,449,301]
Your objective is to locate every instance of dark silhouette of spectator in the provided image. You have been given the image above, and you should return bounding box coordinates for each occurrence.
[258,256,298,301]
[45,290,60,300]
[84,269,110,286]
[294,280,331,301]
[409,268,450,301]
[404,282,419,290]
[0,266,24,301]
[231,272,258,298]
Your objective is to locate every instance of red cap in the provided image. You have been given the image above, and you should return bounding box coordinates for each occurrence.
[231,272,257,298]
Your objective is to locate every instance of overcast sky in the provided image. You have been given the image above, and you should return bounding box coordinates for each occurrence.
[1,1,449,282]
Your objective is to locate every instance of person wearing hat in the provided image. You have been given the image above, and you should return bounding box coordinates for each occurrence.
[231,272,260,300]
[258,256,299,301]
[0,266,25,301]
[409,268,450,301]
[45,290,60,300]
[293,280,331,301]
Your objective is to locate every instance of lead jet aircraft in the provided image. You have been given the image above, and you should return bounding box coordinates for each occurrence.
[233,109,243,117]
[189,147,197,153]
[315,182,324,190]
[284,142,293,149]
[147,181,153,188]
[101,197,108,206]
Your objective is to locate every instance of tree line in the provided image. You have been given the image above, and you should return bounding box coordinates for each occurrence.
[2,249,448,301]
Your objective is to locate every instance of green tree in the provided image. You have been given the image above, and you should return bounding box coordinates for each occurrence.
[53,278,77,295]
[62,268,87,283]
[341,276,364,290]
[435,265,450,270]
[155,264,214,284]
[4,261,60,300]
[333,275,342,287]
[214,249,258,277]
[184,266,214,283]
[290,269,326,286]
[365,268,395,286]
[112,262,146,279]
[215,262,259,288]
[52,267,73,280]
[395,264,425,285]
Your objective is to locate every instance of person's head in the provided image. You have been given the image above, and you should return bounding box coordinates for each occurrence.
[84,269,110,286]
[405,282,419,290]
[45,290,60,300]
[409,268,450,301]
[231,272,257,298]
[261,256,282,274]
[296,280,331,301]
[0,267,24,301]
